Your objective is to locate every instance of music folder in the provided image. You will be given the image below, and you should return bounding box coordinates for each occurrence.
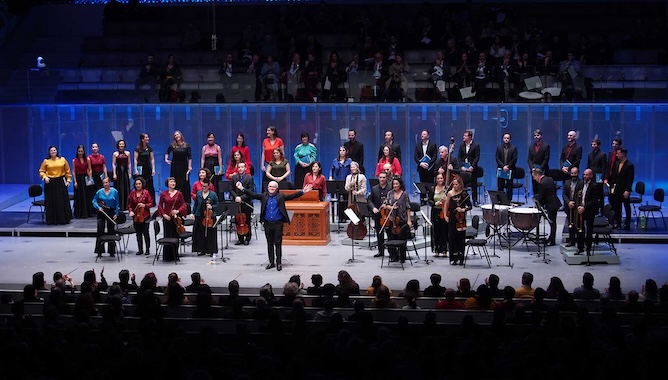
[496,168,512,180]
[562,160,572,169]
[344,208,361,225]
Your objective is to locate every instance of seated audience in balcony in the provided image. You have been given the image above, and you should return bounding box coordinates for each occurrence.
[321,51,348,102]
[489,35,507,65]
[158,54,182,103]
[495,50,518,102]
[219,52,241,82]
[260,54,281,102]
[346,52,360,75]
[558,51,582,100]
[536,50,557,78]
[385,52,409,101]
[384,34,402,65]
[135,53,160,97]
[367,50,388,100]
[246,53,262,101]
[453,52,473,89]
[472,51,492,101]
[284,52,302,101]
[301,51,321,101]
[516,51,535,83]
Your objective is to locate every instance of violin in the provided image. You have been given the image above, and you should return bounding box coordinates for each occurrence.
[203,199,214,228]
[236,203,250,236]
[391,213,402,235]
[454,193,470,232]
[174,215,186,234]
[133,192,145,223]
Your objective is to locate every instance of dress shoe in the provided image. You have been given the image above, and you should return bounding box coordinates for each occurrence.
[244,241,250,245]
[574,250,583,255]
[145,251,150,255]
[277,264,282,271]
[136,251,144,255]
[622,225,630,230]
[265,263,275,270]
[373,252,383,258]
[546,242,556,246]
[197,252,206,256]
[235,241,244,245]
[565,242,575,247]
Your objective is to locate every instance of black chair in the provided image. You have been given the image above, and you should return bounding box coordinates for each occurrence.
[593,204,617,255]
[180,217,194,254]
[152,219,180,265]
[476,167,486,204]
[464,215,491,268]
[512,167,527,204]
[629,181,645,216]
[27,184,45,223]
[96,213,125,263]
[115,213,136,253]
[381,224,416,270]
[638,188,666,230]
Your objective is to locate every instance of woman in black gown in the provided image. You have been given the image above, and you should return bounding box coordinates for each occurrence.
[165,130,192,203]
[112,139,132,211]
[134,133,156,200]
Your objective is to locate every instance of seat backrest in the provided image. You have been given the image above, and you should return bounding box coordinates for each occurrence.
[513,167,525,180]
[116,212,127,224]
[655,188,664,203]
[153,219,160,237]
[635,181,645,196]
[409,202,421,212]
[471,215,480,230]
[29,184,43,198]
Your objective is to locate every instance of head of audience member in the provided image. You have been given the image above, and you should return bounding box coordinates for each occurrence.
[444,288,456,301]
[259,283,274,301]
[582,272,595,289]
[521,272,534,287]
[283,282,300,300]
[642,279,658,300]
[403,279,421,297]
[486,274,500,290]
[83,270,97,285]
[430,273,442,287]
[32,272,46,290]
[457,278,471,293]
[311,274,323,288]
[190,272,201,287]
[228,279,240,296]
[503,286,516,301]
[118,269,131,284]
[52,271,63,284]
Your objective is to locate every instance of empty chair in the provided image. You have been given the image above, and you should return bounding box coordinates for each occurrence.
[96,212,126,263]
[638,188,666,229]
[593,204,617,255]
[629,181,645,216]
[116,213,137,253]
[464,215,491,268]
[27,184,45,223]
[512,167,527,204]
[153,219,180,265]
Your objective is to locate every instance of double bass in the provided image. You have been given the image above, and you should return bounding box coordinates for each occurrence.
[346,174,367,240]
[445,136,457,188]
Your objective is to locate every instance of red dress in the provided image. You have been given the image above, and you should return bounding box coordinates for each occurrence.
[128,189,154,220]
[303,173,326,200]
[231,145,252,170]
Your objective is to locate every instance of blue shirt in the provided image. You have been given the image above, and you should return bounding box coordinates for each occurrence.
[92,187,120,216]
[264,194,283,222]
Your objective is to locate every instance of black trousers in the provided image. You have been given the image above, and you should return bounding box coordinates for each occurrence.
[546,209,558,245]
[417,167,433,184]
[372,213,386,256]
[95,210,116,254]
[611,192,631,228]
[264,220,284,264]
[577,214,596,253]
[134,220,150,253]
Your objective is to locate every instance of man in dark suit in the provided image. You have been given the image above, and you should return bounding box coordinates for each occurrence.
[433,144,459,180]
[532,168,562,246]
[414,129,438,183]
[229,162,255,245]
[496,132,518,202]
[344,129,365,174]
[586,138,607,183]
[458,130,481,205]
[377,130,401,163]
[575,169,603,255]
[562,166,583,247]
[235,180,313,271]
[527,129,550,195]
[559,130,583,181]
[604,137,622,205]
[609,147,634,230]
[367,171,391,258]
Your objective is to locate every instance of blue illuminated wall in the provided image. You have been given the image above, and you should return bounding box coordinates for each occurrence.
[1,103,667,195]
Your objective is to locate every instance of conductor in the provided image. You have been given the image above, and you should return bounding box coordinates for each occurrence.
[235,180,313,271]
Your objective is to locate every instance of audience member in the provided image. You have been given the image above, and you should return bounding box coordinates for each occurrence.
[464,284,494,310]
[573,272,601,299]
[371,285,397,308]
[455,278,475,298]
[112,269,137,292]
[515,272,535,298]
[485,274,503,298]
[604,276,625,301]
[185,272,205,293]
[434,288,463,309]
[306,273,323,295]
[424,273,446,297]
[219,279,251,307]
[336,270,360,295]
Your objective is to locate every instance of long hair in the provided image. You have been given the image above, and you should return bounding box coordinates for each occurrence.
[136,133,149,151]
[272,147,285,162]
[229,150,245,168]
[74,144,87,160]
[236,133,246,147]
[381,144,395,163]
[171,130,187,148]
[311,161,322,176]
[267,126,279,138]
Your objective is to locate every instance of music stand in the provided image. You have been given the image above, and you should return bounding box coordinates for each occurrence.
[344,208,364,264]
[217,181,232,201]
[414,182,433,205]
[419,210,434,265]
[212,207,229,262]
[533,200,551,264]
[353,202,374,250]
[489,193,513,268]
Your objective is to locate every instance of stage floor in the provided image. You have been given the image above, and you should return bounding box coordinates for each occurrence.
[1,185,667,294]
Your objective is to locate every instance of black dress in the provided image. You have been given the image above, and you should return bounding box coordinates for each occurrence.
[114,150,131,211]
[447,190,471,264]
[135,146,155,199]
[166,143,191,201]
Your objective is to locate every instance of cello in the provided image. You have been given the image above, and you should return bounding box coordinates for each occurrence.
[346,176,367,240]
[236,203,250,237]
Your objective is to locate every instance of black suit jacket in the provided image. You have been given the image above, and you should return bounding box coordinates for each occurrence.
[528,142,550,172]
[230,174,255,210]
[378,142,401,163]
[586,149,607,180]
[610,159,634,195]
[367,183,391,211]
[242,189,305,224]
[458,142,480,169]
[606,151,618,181]
[560,143,583,169]
[536,175,562,211]
[432,155,460,177]
[414,141,438,169]
[343,140,364,169]
[495,144,518,170]
[563,178,583,206]
[576,180,603,217]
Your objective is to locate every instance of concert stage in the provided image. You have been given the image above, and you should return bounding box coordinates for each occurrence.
[1,185,668,295]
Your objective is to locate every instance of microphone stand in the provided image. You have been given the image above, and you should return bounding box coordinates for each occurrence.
[343,207,364,264]
[420,210,433,265]
[213,210,229,263]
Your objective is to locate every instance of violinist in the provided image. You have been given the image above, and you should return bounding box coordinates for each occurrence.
[128,176,154,256]
[157,177,187,261]
[92,177,120,257]
[191,168,216,201]
[428,173,448,258]
[384,177,412,263]
[444,175,472,266]
[192,178,219,256]
[367,171,391,258]
[230,162,255,245]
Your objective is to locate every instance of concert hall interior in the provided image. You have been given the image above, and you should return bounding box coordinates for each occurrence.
[1,1,668,377]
